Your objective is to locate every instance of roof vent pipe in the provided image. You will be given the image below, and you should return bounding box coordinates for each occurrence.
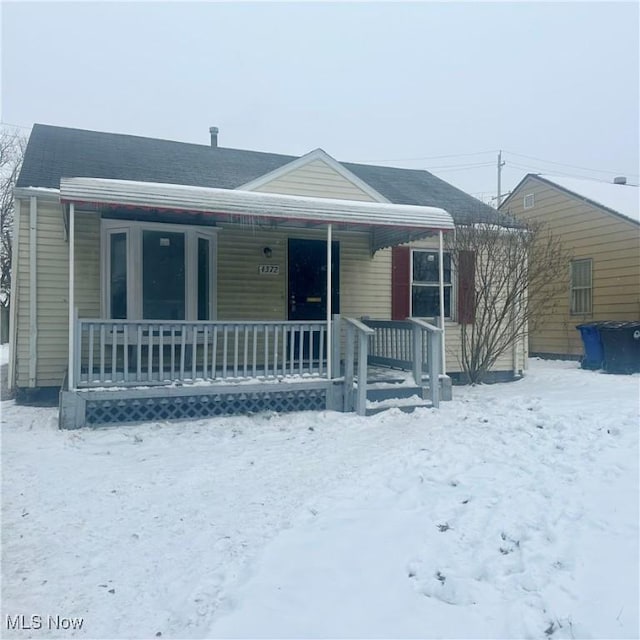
[613,176,627,185]
[209,126,219,148]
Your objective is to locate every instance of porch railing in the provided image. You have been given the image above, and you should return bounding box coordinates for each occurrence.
[360,317,444,409]
[74,319,329,388]
[343,317,375,415]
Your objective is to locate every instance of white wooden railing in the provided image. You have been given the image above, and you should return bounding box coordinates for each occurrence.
[343,317,375,415]
[71,315,445,414]
[358,317,444,410]
[74,319,329,388]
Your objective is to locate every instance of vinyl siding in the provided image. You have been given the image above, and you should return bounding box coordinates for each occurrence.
[75,213,101,318]
[216,223,390,321]
[15,197,68,388]
[14,199,101,388]
[503,178,640,357]
[14,198,31,387]
[251,159,378,202]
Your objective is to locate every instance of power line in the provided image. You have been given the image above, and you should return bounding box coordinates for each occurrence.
[426,161,496,173]
[503,150,639,178]
[504,160,638,184]
[354,150,499,164]
[360,147,638,181]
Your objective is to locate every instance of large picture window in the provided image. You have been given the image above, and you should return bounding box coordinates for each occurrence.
[102,220,217,321]
[411,250,451,318]
[570,258,592,314]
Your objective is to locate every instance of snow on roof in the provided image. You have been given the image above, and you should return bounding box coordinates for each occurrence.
[541,175,639,224]
[59,177,455,231]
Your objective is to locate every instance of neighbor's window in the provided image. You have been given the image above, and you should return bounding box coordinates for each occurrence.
[523,193,535,209]
[570,258,592,314]
[411,250,451,317]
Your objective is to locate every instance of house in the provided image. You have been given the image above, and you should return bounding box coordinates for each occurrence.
[9,124,525,428]
[500,174,639,359]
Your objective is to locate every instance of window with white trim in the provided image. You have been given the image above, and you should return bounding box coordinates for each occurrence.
[570,258,592,315]
[523,193,535,209]
[102,220,217,320]
[411,250,452,318]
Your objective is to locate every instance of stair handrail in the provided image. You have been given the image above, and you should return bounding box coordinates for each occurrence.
[343,317,375,416]
[408,318,443,408]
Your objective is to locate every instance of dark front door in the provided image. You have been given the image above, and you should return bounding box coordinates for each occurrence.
[288,239,340,321]
[288,238,340,363]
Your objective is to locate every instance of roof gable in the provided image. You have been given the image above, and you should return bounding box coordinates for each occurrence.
[238,148,389,202]
[502,173,639,226]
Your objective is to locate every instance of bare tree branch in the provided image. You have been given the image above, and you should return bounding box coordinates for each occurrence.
[446,219,570,383]
[0,127,27,309]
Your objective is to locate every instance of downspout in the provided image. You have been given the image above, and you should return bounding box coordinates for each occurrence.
[68,203,75,390]
[438,230,446,373]
[28,196,37,387]
[7,199,21,388]
[326,224,332,378]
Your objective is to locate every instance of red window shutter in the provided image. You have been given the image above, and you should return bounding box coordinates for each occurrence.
[457,250,476,324]
[392,246,411,320]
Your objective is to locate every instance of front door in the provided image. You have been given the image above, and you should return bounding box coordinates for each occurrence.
[288,238,340,363]
[288,238,340,321]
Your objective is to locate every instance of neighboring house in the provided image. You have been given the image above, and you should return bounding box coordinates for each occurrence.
[9,124,525,427]
[500,174,639,359]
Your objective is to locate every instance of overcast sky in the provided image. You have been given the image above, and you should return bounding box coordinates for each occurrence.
[1,1,638,201]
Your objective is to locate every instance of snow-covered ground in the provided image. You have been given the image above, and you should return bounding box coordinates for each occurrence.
[1,360,638,639]
[0,343,9,366]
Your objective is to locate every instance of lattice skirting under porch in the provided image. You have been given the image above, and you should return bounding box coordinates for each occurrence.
[59,381,341,429]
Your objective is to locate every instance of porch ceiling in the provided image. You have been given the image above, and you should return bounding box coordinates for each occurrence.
[59,177,454,252]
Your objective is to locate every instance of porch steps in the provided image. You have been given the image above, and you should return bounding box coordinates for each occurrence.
[361,373,433,416]
[355,368,451,416]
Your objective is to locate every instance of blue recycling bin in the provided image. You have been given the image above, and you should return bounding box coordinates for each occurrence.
[576,323,604,370]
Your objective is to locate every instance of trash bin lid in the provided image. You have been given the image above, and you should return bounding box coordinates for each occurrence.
[597,320,640,331]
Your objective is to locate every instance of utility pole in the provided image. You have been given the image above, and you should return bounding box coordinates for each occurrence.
[497,150,505,208]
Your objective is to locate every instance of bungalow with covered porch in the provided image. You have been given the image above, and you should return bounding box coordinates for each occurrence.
[9,124,525,428]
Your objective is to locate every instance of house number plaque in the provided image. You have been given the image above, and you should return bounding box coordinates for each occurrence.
[259,264,280,275]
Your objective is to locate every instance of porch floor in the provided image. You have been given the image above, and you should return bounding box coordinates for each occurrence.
[60,367,438,429]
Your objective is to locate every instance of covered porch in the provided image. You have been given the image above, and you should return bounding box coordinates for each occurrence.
[59,178,454,427]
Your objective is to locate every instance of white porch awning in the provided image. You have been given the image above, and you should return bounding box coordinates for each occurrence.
[59,177,454,251]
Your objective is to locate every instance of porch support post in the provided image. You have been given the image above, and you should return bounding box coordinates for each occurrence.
[68,203,75,390]
[326,223,332,378]
[438,230,446,374]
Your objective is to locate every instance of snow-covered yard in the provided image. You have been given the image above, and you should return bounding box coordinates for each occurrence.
[1,360,638,639]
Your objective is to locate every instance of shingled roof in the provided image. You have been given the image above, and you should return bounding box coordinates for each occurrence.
[18,123,512,226]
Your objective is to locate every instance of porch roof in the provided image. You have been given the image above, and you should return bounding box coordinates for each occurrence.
[59,177,455,252]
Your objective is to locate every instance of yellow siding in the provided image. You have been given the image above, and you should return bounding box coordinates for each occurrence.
[14,197,68,387]
[15,198,31,387]
[15,199,101,388]
[216,223,390,321]
[504,178,640,357]
[251,159,378,202]
[75,213,101,317]
[35,200,68,387]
